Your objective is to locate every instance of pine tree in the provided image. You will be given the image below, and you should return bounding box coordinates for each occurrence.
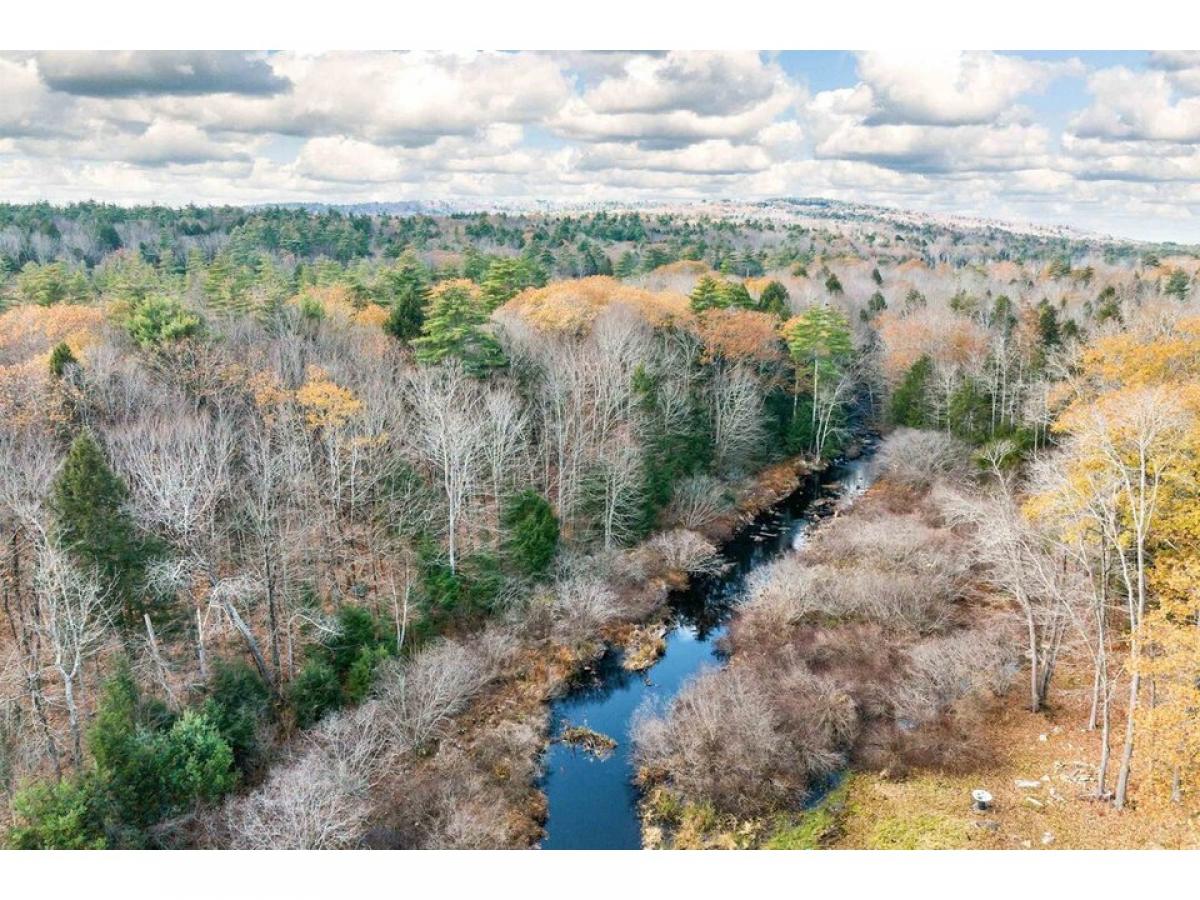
[719,281,754,310]
[50,433,148,628]
[758,281,790,318]
[689,275,722,313]
[890,355,933,428]
[501,490,560,577]
[379,261,430,344]
[49,342,77,378]
[412,284,506,376]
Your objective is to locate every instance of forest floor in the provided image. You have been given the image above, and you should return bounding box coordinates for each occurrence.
[823,660,1200,850]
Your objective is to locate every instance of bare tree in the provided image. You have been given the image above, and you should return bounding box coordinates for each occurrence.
[709,364,765,476]
[33,544,111,767]
[375,638,494,752]
[404,362,487,573]
[113,412,272,685]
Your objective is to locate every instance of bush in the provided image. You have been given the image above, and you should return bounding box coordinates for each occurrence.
[205,658,272,775]
[159,711,236,806]
[876,428,969,488]
[419,550,506,622]
[86,666,236,841]
[633,668,804,816]
[290,659,343,729]
[376,639,494,752]
[7,776,107,849]
[326,604,393,679]
[501,489,559,577]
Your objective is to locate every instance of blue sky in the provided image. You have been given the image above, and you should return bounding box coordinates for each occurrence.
[1,50,1198,241]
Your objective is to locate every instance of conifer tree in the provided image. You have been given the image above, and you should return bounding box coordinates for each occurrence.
[412,284,506,375]
[50,432,148,628]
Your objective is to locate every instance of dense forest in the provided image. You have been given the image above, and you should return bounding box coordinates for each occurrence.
[0,201,1197,848]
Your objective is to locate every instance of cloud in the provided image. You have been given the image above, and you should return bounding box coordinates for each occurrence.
[1,50,1198,242]
[855,51,1075,126]
[1072,67,1200,143]
[552,51,799,145]
[159,51,573,146]
[34,51,290,97]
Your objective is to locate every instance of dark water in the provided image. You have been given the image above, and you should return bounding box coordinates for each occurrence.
[539,451,876,849]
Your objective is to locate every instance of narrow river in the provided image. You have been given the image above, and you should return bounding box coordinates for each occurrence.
[539,448,877,849]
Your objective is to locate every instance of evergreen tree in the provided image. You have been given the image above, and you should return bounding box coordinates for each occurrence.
[689,275,722,313]
[758,280,790,318]
[50,432,149,628]
[412,284,506,376]
[1165,268,1191,301]
[379,261,430,344]
[126,295,201,348]
[890,355,933,428]
[1037,298,1062,348]
[501,490,559,578]
[49,341,77,378]
[615,251,639,279]
[718,281,754,309]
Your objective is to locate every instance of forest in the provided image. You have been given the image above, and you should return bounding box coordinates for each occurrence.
[0,200,1197,848]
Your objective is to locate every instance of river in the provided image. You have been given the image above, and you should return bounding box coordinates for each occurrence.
[538,448,877,849]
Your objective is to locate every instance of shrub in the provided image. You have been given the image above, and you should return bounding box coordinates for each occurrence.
[876,428,969,488]
[550,575,621,643]
[159,711,236,806]
[7,776,107,849]
[501,489,559,577]
[290,659,343,729]
[86,666,236,840]
[49,341,76,378]
[633,668,803,816]
[205,658,272,776]
[376,639,494,752]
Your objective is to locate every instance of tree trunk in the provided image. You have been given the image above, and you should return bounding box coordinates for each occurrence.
[61,669,82,769]
[1114,671,1139,809]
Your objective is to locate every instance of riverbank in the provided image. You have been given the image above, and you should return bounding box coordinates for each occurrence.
[632,444,1200,851]
[633,440,1020,849]
[361,451,831,847]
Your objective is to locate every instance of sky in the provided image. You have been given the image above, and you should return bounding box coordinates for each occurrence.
[2,50,1200,242]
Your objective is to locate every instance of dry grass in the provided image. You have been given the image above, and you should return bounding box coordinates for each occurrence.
[829,659,1200,849]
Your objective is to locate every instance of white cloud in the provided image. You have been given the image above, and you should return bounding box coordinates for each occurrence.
[552,51,799,145]
[855,51,1075,126]
[1072,67,1200,143]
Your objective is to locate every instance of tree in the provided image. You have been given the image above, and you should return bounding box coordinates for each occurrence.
[34,545,111,767]
[758,281,790,318]
[824,273,843,295]
[379,261,430,344]
[290,659,343,729]
[890,355,933,428]
[204,658,272,776]
[501,489,559,577]
[689,275,722,313]
[7,776,106,849]
[49,342,76,378]
[1164,268,1191,302]
[404,362,487,573]
[50,431,148,628]
[785,307,854,453]
[412,283,506,376]
[126,295,201,348]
